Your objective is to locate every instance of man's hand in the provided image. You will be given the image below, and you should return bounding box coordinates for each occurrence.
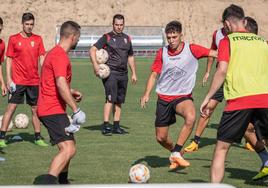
[131,73,137,85]
[140,95,150,109]
[71,89,82,102]
[1,83,7,96]
[200,96,211,118]
[7,80,16,93]
[72,108,86,124]
[202,72,210,87]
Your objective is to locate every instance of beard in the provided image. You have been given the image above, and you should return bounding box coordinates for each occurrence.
[71,42,78,50]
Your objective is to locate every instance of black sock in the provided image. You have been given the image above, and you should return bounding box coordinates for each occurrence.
[0,131,6,139]
[171,144,183,152]
[58,171,69,184]
[114,121,120,129]
[35,132,41,140]
[194,135,200,144]
[103,121,109,127]
[42,174,58,184]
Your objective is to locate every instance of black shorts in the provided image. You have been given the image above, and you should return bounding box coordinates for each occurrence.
[211,84,224,102]
[39,114,74,145]
[8,85,39,106]
[217,108,268,143]
[102,73,128,104]
[155,97,193,127]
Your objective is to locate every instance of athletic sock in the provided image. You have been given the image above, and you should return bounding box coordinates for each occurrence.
[114,121,120,129]
[257,149,268,167]
[58,171,69,184]
[0,131,6,139]
[34,132,41,140]
[171,144,183,153]
[194,135,200,144]
[103,121,109,128]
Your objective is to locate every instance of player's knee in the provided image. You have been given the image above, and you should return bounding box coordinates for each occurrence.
[185,114,195,127]
[156,134,168,144]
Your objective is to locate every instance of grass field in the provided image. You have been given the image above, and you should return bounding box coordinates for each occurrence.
[0,57,267,187]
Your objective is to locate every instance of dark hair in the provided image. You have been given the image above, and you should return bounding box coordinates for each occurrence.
[0,17,3,25]
[113,14,124,24]
[245,16,258,35]
[222,4,244,22]
[60,21,81,38]
[165,21,182,34]
[22,12,35,23]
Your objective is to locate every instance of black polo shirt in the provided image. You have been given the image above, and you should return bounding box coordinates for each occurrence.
[94,31,134,74]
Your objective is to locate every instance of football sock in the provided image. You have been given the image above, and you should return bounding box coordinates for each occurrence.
[114,121,120,129]
[257,149,268,167]
[58,171,69,184]
[34,132,41,140]
[103,121,109,127]
[171,144,183,153]
[194,135,200,144]
[0,131,6,139]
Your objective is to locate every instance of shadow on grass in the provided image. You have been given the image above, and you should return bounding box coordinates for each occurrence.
[207,123,218,130]
[133,155,169,168]
[226,167,268,186]
[83,124,130,131]
[6,132,35,145]
[188,179,208,183]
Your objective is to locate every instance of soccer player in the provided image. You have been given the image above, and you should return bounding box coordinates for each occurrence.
[90,14,137,135]
[185,15,259,153]
[0,17,7,162]
[0,13,48,147]
[200,4,268,182]
[140,20,217,169]
[37,21,86,184]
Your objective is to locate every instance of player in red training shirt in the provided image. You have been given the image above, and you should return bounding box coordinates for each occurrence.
[0,13,48,147]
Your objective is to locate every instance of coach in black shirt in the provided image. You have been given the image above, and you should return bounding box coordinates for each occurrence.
[90,14,137,135]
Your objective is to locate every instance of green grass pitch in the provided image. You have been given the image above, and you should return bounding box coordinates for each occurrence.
[0,57,267,187]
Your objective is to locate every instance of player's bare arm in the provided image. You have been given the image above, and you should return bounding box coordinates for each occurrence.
[0,62,7,96]
[208,49,217,58]
[202,56,215,86]
[200,61,228,117]
[128,55,137,84]
[140,71,158,108]
[89,45,100,76]
[56,76,78,112]
[5,57,13,92]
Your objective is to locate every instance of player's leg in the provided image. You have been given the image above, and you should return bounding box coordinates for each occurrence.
[26,86,48,146]
[213,109,253,182]
[0,85,25,147]
[39,114,76,184]
[185,85,223,152]
[113,74,128,134]
[211,140,231,182]
[252,109,268,180]
[155,126,173,151]
[102,74,117,135]
[170,98,195,167]
[243,123,255,151]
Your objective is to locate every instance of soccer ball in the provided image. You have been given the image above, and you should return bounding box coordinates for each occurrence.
[96,49,109,64]
[129,164,150,183]
[0,115,14,132]
[14,114,29,129]
[98,64,110,79]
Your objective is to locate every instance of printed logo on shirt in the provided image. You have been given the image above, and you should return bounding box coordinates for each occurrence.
[167,66,186,81]
[31,41,35,47]
[108,95,112,101]
[113,38,116,42]
[124,38,127,44]
[18,42,21,46]
[169,56,181,61]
